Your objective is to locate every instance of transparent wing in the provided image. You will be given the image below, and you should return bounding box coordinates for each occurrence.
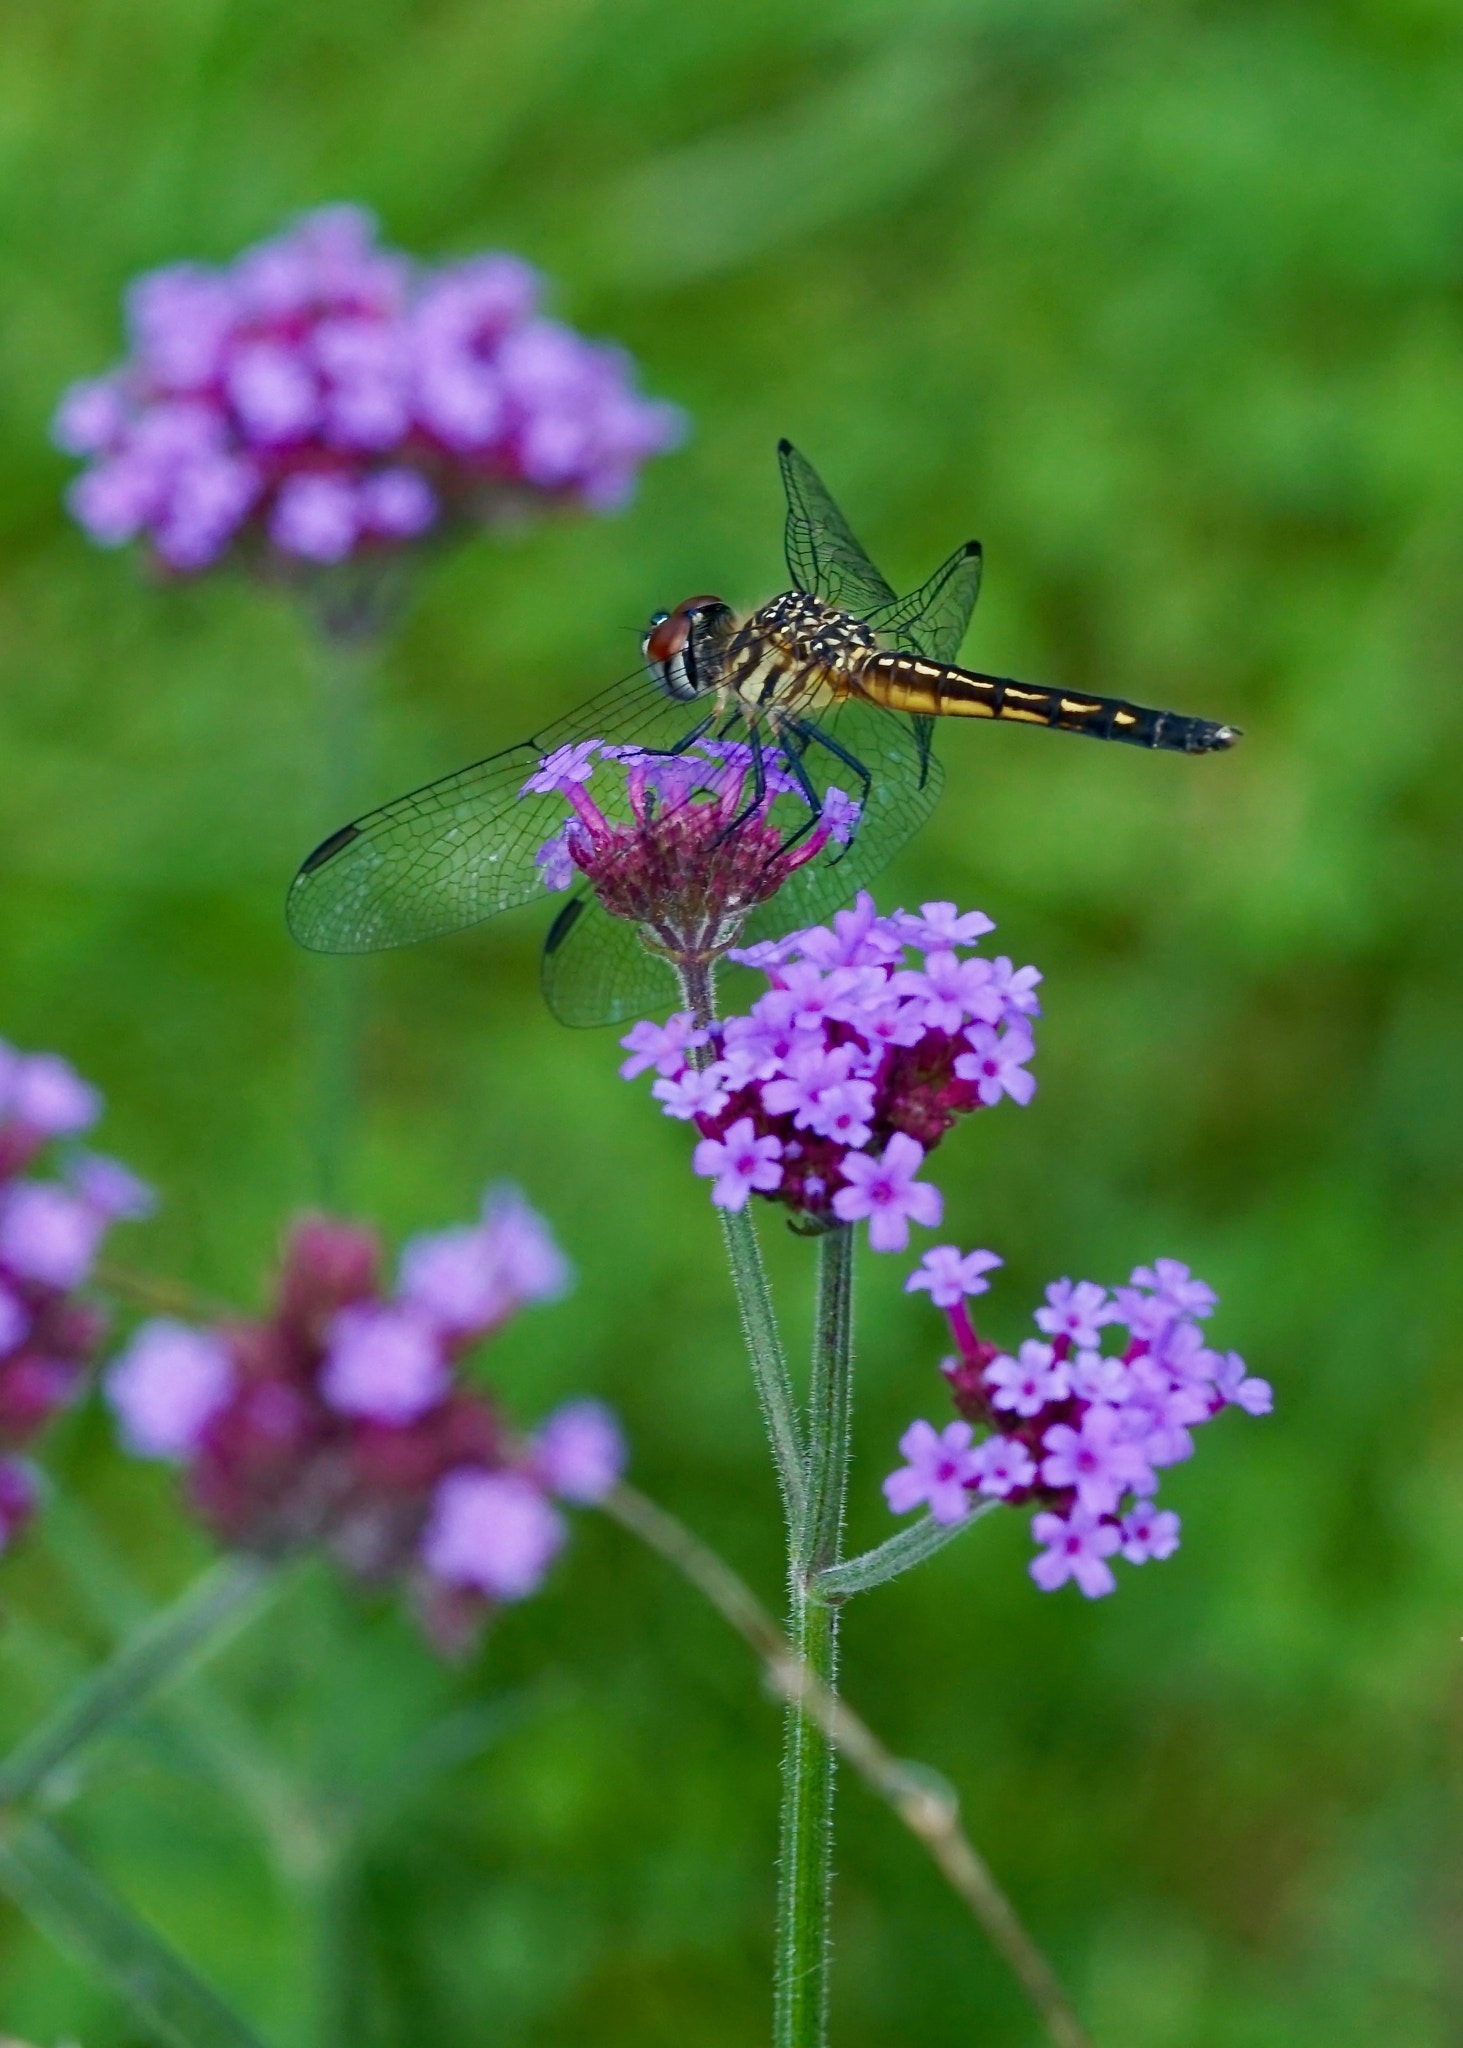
[778,440,896,617]
[865,539,983,663]
[740,693,945,944]
[540,892,681,1028]
[286,669,695,954]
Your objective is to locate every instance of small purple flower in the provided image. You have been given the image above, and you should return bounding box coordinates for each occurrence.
[106,1319,235,1460]
[269,472,358,562]
[1128,1259,1217,1321]
[831,1132,942,1252]
[692,1119,784,1211]
[953,1022,1037,1107]
[1067,1349,1133,1404]
[520,739,602,798]
[1040,1403,1155,1516]
[0,1183,104,1289]
[986,957,1043,1020]
[534,823,582,892]
[320,1303,447,1423]
[819,786,861,845]
[1119,1501,1181,1563]
[1034,1278,1112,1349]
[1212,1350,1273,1415]
[68,1152,156,1222]
[421,1468,565,1600]
[618,1012,707,1080]
[984,1339,1068,1419]
[1029,1506,1122,1598]
[1,1051,102,1137]
[906,1245,1003,1310]
[653,1067,731,1121]
[883,1419,979,1524]
[969,1433,1036,1499]
[532,1399,626,1504]
[891,950,1002,1033]
[893,902,996,951]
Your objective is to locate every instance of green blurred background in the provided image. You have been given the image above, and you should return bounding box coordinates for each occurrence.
[3,0,1463,2041]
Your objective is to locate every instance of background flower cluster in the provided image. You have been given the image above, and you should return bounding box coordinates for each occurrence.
[886,1250,1272,1597]
[0,1041,153,1554]
[620,894,1039,1242]
[106,1187,624,1653]
[53,204,684,575]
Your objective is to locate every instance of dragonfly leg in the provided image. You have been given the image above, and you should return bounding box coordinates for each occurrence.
[714,720,771,844]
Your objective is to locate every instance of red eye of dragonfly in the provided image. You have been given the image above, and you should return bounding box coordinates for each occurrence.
[646,595,725,664]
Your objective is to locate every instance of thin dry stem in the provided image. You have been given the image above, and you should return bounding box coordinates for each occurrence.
[603,1481,1096,2048]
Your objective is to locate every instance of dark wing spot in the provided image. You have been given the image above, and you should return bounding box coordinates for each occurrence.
[544,893,587,953]
[299,821,362,874]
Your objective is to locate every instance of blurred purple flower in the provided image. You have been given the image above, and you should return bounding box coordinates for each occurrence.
[54,204,684,581]
[106,1319,235,1459]
[533,1399,626,1504]
[421,1468,566,1601]
[320,1302,448,1423]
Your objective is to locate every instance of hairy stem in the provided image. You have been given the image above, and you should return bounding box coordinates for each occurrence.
[776,1225,854,2048]
[676,957,805,1529]
[603,1482,1096,2048]
[812,1500,999,1601]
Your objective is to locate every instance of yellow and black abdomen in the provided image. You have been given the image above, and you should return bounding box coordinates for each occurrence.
[858,651,1240,755]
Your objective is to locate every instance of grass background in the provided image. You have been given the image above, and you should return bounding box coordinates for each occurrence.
[2,0,1463,2041]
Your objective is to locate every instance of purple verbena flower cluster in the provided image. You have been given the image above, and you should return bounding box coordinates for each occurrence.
[885,1250,1271,1596]
[53,204,683,577]
[619,896,1039,1242]
[105,1185,623,1654]
[0,1040,153,1553]
[527,737,859,958]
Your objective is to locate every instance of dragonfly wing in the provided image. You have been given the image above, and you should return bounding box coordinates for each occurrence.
[286,669,691,954]
[865,538,983,663]
[540,891,680,1027]
[741,693,945,943]
[778,441,897,618]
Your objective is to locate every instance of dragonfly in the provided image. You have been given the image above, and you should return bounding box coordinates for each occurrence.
[288,442,1240,1025]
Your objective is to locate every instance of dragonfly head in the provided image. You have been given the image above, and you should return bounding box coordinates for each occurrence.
[643,595,734,701]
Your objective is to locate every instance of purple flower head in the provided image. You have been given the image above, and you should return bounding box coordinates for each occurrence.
[1034,1278,1113,1349]
[421,1468,565,1601]
[105,1319,235,1460]
[320,1303,448,1424]
[0,1183,105,1289]
[906,1245,1003,1310]
[883,1418,979,1524]
[1029,1506,1121,1598]
[56,207,683,582]
[1119,1501,1181,1564]
[831,1132,942,1252]
[692,1119,784,1211]
[532,1398,626,1504]
[1040,1403,1155,1516]
[953,1021,1037,1107]
[985,1339,1069,1419]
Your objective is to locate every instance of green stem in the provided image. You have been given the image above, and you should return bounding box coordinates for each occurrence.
[812,1500,999,1601]
[0,1555,273,1814]
[775,1225,854,2048]
[676,957,805,1531]
[0,1817,275,2048]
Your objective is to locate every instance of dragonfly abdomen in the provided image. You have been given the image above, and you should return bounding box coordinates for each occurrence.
[857,652,1240,755]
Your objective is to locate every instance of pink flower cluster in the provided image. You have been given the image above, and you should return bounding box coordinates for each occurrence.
[105,1187,624,1654]
[529,737,860,952]
[0,1040,153,1554]
[619,896,1039,1243]
[53,204,684,576]
[885,1250,1271,1596]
